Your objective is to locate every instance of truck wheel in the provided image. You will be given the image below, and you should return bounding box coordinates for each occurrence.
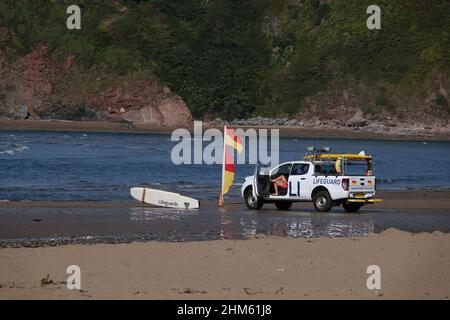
[244,189,263,210]
[313,191,333,212]
[275,201,292,210]
[342,202,362,213]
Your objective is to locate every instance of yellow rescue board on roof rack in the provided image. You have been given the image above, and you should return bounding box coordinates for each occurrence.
[347,198,383,203]
[304,153,373,160]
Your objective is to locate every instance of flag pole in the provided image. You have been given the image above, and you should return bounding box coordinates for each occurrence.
[219,125,227,207]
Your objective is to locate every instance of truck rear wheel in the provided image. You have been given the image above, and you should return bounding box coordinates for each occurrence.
[313,191,333,212]
[244,189,263,210]
[342,202,362,213]
[275,201,292,210]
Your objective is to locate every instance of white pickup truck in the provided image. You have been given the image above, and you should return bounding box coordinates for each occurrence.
[241,148,382,213]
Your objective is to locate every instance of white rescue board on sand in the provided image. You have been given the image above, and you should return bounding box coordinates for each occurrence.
[130,187,199,209]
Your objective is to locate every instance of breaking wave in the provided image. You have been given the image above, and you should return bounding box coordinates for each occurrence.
[0,143,29,155]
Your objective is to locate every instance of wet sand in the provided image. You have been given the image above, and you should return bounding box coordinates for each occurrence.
[1,119,450,141]
[0,228,449,299]
[369,190,450,209]
[0,190,449,247]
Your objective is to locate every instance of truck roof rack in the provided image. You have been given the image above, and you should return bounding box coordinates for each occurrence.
[304,147,372,161]
[304,153,373,161]
[305,146,331,161]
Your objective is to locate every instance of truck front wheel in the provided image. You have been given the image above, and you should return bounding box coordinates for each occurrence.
[342,202,362,213]
[313,191,333,212]
[244,189,263,210]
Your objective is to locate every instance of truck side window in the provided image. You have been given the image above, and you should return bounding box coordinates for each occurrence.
[291,164,309,175]
[271,164,292,178]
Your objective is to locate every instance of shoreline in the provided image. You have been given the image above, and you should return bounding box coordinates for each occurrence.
[0,228,449,299]
[1,119,450,141]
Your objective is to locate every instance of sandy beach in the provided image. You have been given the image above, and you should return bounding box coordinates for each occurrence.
[1,119,450,141]
[0,228,449,299]
[0,190,449,299]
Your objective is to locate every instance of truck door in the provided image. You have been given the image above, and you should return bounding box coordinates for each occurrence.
[253,164,271,197]
[289,163,310,200]
[269,163,292,197]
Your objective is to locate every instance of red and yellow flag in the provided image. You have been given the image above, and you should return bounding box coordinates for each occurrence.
[222,147,235,196]
[225,128,243,153]
[220,126,243,206]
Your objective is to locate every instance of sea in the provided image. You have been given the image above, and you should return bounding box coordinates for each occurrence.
[1,130,450,202]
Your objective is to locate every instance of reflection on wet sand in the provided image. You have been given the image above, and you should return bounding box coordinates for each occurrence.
[128,205,376,240]
[129,207,199,222]
[227,211,375,239]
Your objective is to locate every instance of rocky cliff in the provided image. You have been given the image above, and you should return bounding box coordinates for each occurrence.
[1,41,448,136]
[0,41,192,127]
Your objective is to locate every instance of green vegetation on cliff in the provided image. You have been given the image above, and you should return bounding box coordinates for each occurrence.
[1,0,449,120]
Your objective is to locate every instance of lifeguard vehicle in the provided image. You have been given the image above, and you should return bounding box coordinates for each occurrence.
[241,147,383,213]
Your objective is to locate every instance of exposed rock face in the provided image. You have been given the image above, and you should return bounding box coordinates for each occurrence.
[0,41,192,126]
[0,103,28,120]
[92,82,192,127]
[8,42,60,118]
[39,104,98,121]
[154,97,192,126]
[295,79,450,134]
[346,109,367,127]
